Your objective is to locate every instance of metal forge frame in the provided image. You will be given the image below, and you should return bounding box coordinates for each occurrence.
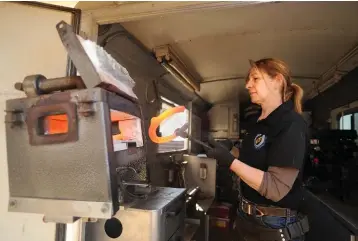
[5,21,146,222]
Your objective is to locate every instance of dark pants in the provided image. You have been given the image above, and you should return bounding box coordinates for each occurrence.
[234,210,305,241]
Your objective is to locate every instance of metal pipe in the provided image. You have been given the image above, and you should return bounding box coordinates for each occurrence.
[39,76,85,93]
[15,75,85,97]
[161,62,195,93]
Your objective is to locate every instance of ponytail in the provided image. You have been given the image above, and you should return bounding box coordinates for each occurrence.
[291,83,303,114]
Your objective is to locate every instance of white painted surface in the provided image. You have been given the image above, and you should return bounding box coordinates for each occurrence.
[0,2,71,241]
[119,1,358,103]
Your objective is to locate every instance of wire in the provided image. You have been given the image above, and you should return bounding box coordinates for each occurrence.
[118,176,148,200]
[116,167,148,200]
[116,166,137,174]
[145,80,159,104]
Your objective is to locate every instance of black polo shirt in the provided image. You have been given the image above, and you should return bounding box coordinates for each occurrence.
[239,100,307,209]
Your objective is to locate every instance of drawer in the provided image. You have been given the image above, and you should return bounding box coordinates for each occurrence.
[168,225,184,241]
[164,197,185,241]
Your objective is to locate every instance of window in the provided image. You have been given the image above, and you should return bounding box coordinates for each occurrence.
[157,97,189,153]
[339,114,352,130]
[338,112,358,136]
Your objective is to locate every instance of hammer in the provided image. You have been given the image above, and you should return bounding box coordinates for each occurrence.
[174,123,213,150]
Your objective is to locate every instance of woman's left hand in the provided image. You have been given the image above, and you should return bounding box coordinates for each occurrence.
[205,138,236,167]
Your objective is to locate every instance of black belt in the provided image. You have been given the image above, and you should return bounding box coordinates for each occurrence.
[239,198,297,217]
[257,215,310,240]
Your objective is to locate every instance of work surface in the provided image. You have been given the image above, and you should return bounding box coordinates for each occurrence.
[306,189,358,235]
[120,186,186,210]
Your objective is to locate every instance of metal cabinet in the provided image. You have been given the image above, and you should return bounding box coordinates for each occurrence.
[208,102,239,139]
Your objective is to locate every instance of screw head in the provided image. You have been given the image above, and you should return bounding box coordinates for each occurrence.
[101,203,110,213]
[9,200,17,208]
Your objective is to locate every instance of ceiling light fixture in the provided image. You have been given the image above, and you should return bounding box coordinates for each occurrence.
[154,45,201,92]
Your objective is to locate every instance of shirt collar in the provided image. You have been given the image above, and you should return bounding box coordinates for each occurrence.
[258,100,294,126]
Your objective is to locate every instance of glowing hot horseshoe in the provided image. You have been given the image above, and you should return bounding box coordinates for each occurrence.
[149,106,186,143]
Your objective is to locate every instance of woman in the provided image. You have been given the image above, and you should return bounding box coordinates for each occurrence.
[206,58,309,241]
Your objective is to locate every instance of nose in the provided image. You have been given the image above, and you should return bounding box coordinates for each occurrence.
[246,78,253,90]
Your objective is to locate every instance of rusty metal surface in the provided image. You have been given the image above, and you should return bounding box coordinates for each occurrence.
[5,87,143,218]
[26,102,78,146]
[6,99,112,201]
[56,21,103,89]
[38,76,85,92]
[56,21,138,100]
[15,75,86,97]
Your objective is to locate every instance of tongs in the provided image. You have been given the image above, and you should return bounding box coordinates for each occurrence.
[174,123,213,150]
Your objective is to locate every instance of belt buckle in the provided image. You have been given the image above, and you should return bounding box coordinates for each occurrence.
[244,201,264,217]
[255,207,264,217]
[240,198,248,211]
[247,203,252,215]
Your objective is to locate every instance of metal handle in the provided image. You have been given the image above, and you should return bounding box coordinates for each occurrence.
[15,75,85,97]
[166,206,183,217]
[174,123,212,150]
[190,137,212,150]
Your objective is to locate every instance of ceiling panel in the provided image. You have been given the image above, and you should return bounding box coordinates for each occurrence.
[172,31,357,79]
[199,79,242,104]
[121,1,358,103]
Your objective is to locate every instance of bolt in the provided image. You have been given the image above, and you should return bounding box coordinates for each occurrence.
[101,204,109,213]
[9,200,17,208]
[14,83,23,91]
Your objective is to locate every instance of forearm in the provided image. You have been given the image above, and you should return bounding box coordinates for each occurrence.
[229,159,264,191]
[230,160,299,202]
[258,166,299,202]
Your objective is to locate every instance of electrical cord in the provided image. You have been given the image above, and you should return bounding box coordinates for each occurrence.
[118,176,148,200]
[116,167,148,200]
[145,79,160,104]
[116,166,137,174]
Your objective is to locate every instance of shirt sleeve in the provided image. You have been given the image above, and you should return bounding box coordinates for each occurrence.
[258,166,299,202]
[266,121,307,169]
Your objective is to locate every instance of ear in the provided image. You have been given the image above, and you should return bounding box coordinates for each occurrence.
[266,74,282,92]
[274,73,285,87]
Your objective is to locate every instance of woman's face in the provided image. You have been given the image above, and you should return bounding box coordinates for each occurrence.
[245,67,281,105]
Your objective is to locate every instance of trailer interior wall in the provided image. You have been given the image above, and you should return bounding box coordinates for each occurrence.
[305,67,358,129]
[97,23,210,186]
[0,2,73,241]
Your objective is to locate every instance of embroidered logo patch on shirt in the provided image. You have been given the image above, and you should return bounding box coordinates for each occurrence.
[254,134,266,149]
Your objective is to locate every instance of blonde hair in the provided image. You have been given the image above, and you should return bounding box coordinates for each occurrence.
[249,58,304,114]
